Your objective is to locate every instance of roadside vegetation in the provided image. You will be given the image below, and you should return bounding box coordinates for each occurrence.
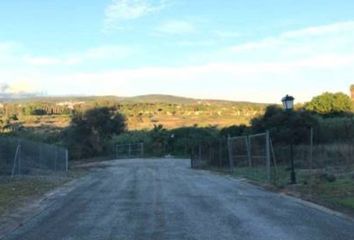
[0,90,353,215]
[0,176,64,215]
[220,166,354,214]
[0,91,353,160]
[189,91,354,214]
[0,95,266,135]
[0,172,84,216]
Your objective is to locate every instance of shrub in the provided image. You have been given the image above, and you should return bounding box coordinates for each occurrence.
[63,107,126,159]
[305,92,353,116]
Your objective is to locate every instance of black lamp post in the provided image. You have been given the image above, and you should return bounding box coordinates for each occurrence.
[169,134,175,155]
[282,95,297,184]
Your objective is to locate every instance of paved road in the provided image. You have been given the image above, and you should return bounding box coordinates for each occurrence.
[3,159,354,240]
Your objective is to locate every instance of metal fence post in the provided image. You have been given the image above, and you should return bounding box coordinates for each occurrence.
[141,143,144,158]
[18,143,22,176]
[269,136,278,184]
[198,144,202,162]
[191,146,195,168]
[227,135,234,172]
[246,136,252,167]
[310,127,313,169]
[65,149,69,172]
[219,139,222,168]
[39,145,42,170]
[11,143,21,177]
[54,147,58,172]
[266,131,271,182]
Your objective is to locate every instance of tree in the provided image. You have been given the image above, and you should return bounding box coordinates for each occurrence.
[251,105,318,144]
[220,125,249,137]
[64,107,126,159]
[305,92,353,116]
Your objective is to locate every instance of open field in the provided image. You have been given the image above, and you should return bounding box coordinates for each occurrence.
[0,95,267,131]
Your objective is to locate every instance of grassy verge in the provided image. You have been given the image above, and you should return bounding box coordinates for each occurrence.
[295,175,354,213]
[0,170,86,216]
[206,165,354,215]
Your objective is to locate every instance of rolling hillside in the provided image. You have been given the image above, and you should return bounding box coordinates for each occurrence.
[0,94,269,132]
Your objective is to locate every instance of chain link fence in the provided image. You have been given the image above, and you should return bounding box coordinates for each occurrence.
[0,137,68,176]
[273,128,354,169]
[190,139,229,169]
[115,143,144,159]
[191,126,354,186]
[227,132,278,183]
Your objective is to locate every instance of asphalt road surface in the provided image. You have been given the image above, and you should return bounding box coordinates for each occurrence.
[3,159,354,240]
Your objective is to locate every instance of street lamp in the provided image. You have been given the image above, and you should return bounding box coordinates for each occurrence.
[282,95,295,111]
[168,134,175,155]
[282,95,297,184]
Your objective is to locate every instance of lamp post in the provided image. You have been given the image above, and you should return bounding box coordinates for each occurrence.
[169,134,175,155]
[282,95,297,184]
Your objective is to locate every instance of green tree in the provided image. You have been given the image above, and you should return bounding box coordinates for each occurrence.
[220,125,249,137]
[305,92,353,116]
[64,107,126,159]
[251,105,318,144]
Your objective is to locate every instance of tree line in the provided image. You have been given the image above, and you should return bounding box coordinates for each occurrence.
[60,91,353,159]
[0,91,352,160]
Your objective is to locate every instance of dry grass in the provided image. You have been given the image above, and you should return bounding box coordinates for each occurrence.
[0,176,66,215]
[0,170,86,216]
[225,165,354,214]
[274,143,354,169]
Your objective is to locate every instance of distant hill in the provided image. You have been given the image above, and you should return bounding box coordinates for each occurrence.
[121,94,267,106]
[120,94,196,104]
[0,94,269,131]
[0,94,267,106]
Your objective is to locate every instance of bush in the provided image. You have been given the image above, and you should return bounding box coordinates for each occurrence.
[111,125,220,157]
[220,124,250,137]
[63,107,126,159]
[315,117,354,143]
[170,126,219,156]
[305,92,353,116]
[250,105,318,144]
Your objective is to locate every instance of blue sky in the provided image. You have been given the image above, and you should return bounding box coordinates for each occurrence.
[0,0,353,103]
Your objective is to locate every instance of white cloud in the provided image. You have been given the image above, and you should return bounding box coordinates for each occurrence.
[155,20,196,35]
[213,30,241,39]
[0,42,18,52]
[2,51,353,102]
[84,45,134,60]
[281,21,354,38]
[41,52,354,102]
[103,0,168,32]
[0,81,40,98]
[0,42,24,63]
[23,45,134,66]
[177,40,215,47]
[2,20,354,102]
[23,56,63,66]
[231,20,354,53]
[8,81,38,94]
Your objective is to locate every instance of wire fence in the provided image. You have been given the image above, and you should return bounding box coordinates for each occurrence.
[191,127,354,186]
[190,138,229,169]
[0,137,68,176]
[115,143,144,159]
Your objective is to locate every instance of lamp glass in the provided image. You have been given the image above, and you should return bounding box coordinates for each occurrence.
[282,95,294,110]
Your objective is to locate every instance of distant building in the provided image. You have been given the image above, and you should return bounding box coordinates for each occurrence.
[56,101,85,109]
